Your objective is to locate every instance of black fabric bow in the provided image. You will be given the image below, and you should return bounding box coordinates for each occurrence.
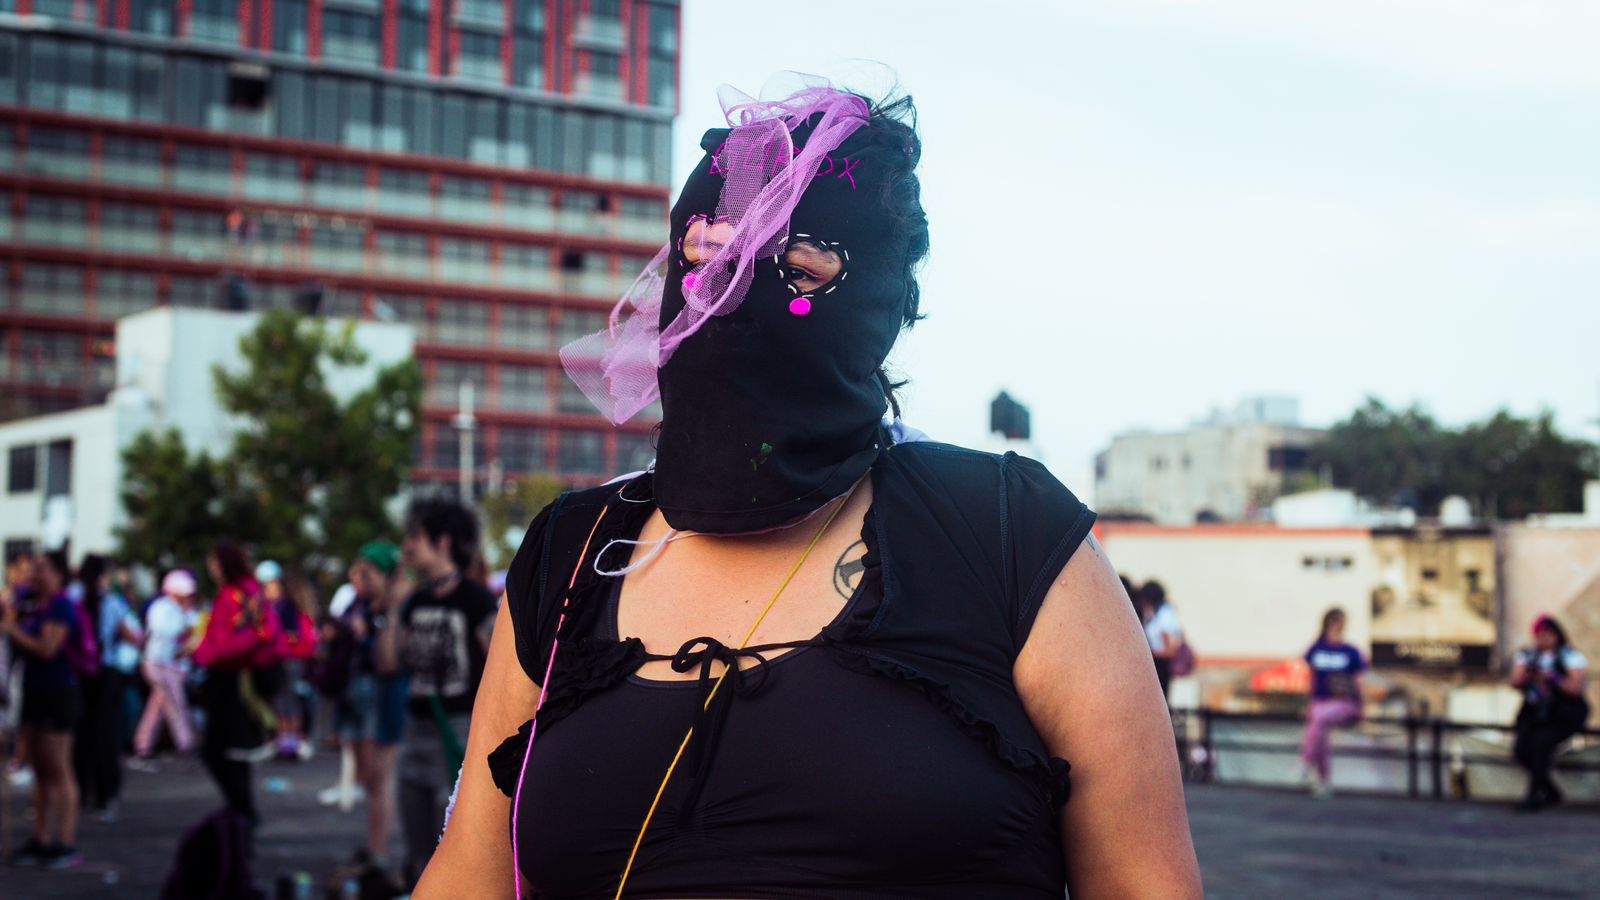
[650,635,810,815]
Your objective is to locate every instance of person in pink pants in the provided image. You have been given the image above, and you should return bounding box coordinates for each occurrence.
[1301,608,1366,797]
[134,570,200,758]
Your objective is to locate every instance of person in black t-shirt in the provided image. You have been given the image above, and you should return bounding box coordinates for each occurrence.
[388,498,495,886]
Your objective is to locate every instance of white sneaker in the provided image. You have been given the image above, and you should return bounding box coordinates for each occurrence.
[1310,781,1333,799]
[6,765,33,788]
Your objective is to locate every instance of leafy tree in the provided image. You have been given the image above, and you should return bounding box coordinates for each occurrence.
[1450,410,1592,520]
[1311,397,1595,518]
[480,475,567,569]
[117,428,253,573]
[118,310,422,581]
[213,310,423,576]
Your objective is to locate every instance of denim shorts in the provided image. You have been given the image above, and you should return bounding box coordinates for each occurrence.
[338,673,409,745]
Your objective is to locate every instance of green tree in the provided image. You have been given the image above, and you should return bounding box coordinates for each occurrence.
[1311,397,1595,519]
[1309,397,1451,512]
[117,428,254,572]
[480,474,567,569]
[213,310,423,576]
[117,311,422,579]
[1450,410,1592,520]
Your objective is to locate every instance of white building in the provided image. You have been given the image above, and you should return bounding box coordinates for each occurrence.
[1094,396,1325,524]
[0,307,412,559]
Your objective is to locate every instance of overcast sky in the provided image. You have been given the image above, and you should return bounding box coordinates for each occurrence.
[669,0,1600,496]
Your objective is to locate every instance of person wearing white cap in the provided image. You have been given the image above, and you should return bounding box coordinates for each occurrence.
[133,569,201,760]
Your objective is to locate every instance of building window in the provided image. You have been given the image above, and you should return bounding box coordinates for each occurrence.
[310,161,369,209]
[244,152,302,201]
[174,143,235,194]
[438,238,492,283]
[96,270,162,319]
[435,300,490,346]
[375,295,430,336]
[7,444,38,494]
[616,432,655,472]
[99,202,164,254]
[456,0,504,28]
[494,365,547,412]
[374,231,432,278]
[31,0,93,22]
[577,50,624,101]
[557,378,591,414]
[513,33,544,89]
[23,127,91,180]
[308,222,368,272]
[456,32,502,84]
[189,0,240,45]
[429,360,488,408]
[323,10,381,66]
[274,0,309,55]
[22,195,89,247]
[558,430,605,474]
[20,264,87,315]
[498,243,553,290]
[555,309,605,347]
[498,426,546,473]
[438,176,494,223]
[18,331,85,385]
[497,304,549,350]
[103,135,165,187]
[378,168,433,216]
[397,0,430,72]
[130,0,175,35]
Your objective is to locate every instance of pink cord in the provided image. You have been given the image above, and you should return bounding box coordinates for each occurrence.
[512,499,615,899]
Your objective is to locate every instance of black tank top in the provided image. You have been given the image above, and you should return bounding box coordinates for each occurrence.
[492,440,1096,899]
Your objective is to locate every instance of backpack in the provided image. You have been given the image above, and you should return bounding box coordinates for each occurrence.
[160,808,266,900]
[64,599,101,678]
[1170,640,1197,679]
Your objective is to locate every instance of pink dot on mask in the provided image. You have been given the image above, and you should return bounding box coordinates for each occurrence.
[682,273,701,291]
[789,297,812,316]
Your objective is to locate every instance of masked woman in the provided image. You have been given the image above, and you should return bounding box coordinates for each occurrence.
[417,78,1201,899]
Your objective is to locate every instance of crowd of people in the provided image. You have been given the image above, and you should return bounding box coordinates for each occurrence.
[0,496,496,890]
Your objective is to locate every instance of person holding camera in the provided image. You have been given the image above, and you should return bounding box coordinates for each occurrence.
[1510,615,1589,811]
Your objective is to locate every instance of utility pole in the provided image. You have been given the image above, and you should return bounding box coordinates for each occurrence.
[454,379,476,504]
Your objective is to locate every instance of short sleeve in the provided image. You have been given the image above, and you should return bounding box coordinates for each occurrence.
[1002,453,1097,650]
[504,498,562,686]
[1566,648,1589,670]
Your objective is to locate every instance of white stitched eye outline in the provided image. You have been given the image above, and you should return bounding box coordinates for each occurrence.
[780,234,845,316]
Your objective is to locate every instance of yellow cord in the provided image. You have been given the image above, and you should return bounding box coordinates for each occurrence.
[612,479,862,899]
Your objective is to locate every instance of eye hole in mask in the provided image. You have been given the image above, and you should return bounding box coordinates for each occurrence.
[778,236,845,295]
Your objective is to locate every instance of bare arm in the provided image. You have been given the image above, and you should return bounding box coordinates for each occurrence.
[6,619,68,660]
[1015,536,1203,899]
[414,598,539,899]
[373,576,412,677]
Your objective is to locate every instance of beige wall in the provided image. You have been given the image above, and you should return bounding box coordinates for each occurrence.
[1098,524,1377,664]
[1499,525,1600,703]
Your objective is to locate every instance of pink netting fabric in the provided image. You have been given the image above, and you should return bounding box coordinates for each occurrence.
[559,74,870,424]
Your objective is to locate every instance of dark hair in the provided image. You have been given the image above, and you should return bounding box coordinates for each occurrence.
[79,553,109,624]
[212,539,253,586]
[1535,615,1570,649]
[38,550,70,589]
[5,546,34,570]
[855,93,929,418]
[1319,608,1347,642]
[405,498,480,573]
[1139,580,1167,610]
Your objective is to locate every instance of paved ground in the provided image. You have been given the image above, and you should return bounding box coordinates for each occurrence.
[5,754,1599,898]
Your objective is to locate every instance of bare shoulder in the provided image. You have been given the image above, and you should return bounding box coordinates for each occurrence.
[1013,534,1204,899]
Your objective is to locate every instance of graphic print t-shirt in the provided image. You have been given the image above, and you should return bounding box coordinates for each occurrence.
[1306,640,1366,701]
[400,578,496,716]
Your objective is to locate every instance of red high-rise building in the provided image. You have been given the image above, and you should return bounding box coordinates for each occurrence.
[0,0,677,490]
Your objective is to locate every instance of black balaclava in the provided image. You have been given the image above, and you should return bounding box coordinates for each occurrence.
[653,122,912,534]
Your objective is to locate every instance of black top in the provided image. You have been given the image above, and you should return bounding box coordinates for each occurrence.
[493,441,1096,899]
[400,578,496,717]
